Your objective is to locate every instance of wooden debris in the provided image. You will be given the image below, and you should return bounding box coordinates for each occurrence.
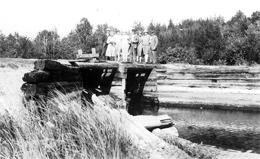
[133,115,173,131]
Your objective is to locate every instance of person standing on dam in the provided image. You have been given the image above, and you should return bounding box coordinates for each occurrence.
[120,32,131,62]
[129,29,139,63]
[149,30,159,64]
[141,30,151,63]
[105,29,116,61]
[137,30,143,63]
[114,30,122,61]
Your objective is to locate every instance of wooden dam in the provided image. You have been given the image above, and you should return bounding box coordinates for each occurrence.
[21,59,260,115]
[21,59,159,115]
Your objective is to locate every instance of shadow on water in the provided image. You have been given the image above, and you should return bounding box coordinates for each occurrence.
[159,107,260,153]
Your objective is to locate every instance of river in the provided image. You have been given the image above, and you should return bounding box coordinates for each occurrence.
[159,107,260,153]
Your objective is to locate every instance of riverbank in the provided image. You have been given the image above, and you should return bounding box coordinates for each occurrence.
[156,64,260,112]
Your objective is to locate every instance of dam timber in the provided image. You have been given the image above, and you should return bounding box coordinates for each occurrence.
[21,60,159,115]
[21,59,260,114]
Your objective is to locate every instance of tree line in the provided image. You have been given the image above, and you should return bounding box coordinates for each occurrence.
[0,18,113,60]
[1,10,260,65]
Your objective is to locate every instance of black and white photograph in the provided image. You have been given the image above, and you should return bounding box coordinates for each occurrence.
[0,0,260,158]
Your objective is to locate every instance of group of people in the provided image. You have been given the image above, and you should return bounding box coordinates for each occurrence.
[105,28,158,64]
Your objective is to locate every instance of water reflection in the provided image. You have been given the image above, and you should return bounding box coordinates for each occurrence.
[159,108,260,153]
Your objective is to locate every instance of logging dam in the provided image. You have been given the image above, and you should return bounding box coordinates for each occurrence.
[20,59,260,153]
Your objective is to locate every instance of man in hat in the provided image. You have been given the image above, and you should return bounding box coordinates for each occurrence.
[141,29,151,63]
[137,30,143,63]
[121,32,130,62]
[113,30,122,61]
[149,30,158,64]
[129,29,139,63]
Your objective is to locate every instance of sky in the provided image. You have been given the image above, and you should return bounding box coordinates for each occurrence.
[0,0,259,38]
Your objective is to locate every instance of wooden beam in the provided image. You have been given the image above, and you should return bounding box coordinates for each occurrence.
[74,62,119,68]
[133,115,173,131]
[34,59,68,71]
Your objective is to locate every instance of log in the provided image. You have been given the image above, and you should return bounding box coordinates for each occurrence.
[50,67,82,82]
[158,82,260,89]
[160,64,260,73]
[143,92,158,97]
[74,62,119,68]
[23,70,50,83]
[23,68,82,83]
[21,83,40,97]
[133,115,173,131]
[158,79,260,85]
[144,81,157,86]
[158,72,260,79]
[158,76,260,81]
[143,86,157,92]
[34,59,68,71]
[119,63,156,69]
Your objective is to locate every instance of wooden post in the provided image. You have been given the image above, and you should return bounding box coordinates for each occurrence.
[121,78,127,109]
[116,63,158,115]
[118,64,127,110]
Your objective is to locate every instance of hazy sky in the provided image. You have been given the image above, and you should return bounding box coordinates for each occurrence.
[0,0,259,38]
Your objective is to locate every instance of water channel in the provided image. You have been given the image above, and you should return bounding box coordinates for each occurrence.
[159,107,260,153]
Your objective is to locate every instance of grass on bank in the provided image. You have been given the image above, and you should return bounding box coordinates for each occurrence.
[0,91,144,159]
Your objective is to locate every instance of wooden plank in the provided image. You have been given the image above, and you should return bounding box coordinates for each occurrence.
[157,73,260,79]
[74,62,119,68]
[76,53,99,59]
[119,63,156,69]
[157,83,260,89]
[143,86,157,92]
[163,70,260,74]
[158,79,260,84]
[144,82,157,86]
[160,64,260,73]
[133,115,173,131]
[143,92,158,98]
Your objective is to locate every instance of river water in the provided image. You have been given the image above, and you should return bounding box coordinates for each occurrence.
[159,107,260,153]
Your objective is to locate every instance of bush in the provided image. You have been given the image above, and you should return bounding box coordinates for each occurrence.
[159,46,202,64]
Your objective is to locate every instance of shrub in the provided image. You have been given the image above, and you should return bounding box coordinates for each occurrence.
[159,46,202,64]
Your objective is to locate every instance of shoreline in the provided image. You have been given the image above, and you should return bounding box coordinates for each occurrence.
[160,102,260,112]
